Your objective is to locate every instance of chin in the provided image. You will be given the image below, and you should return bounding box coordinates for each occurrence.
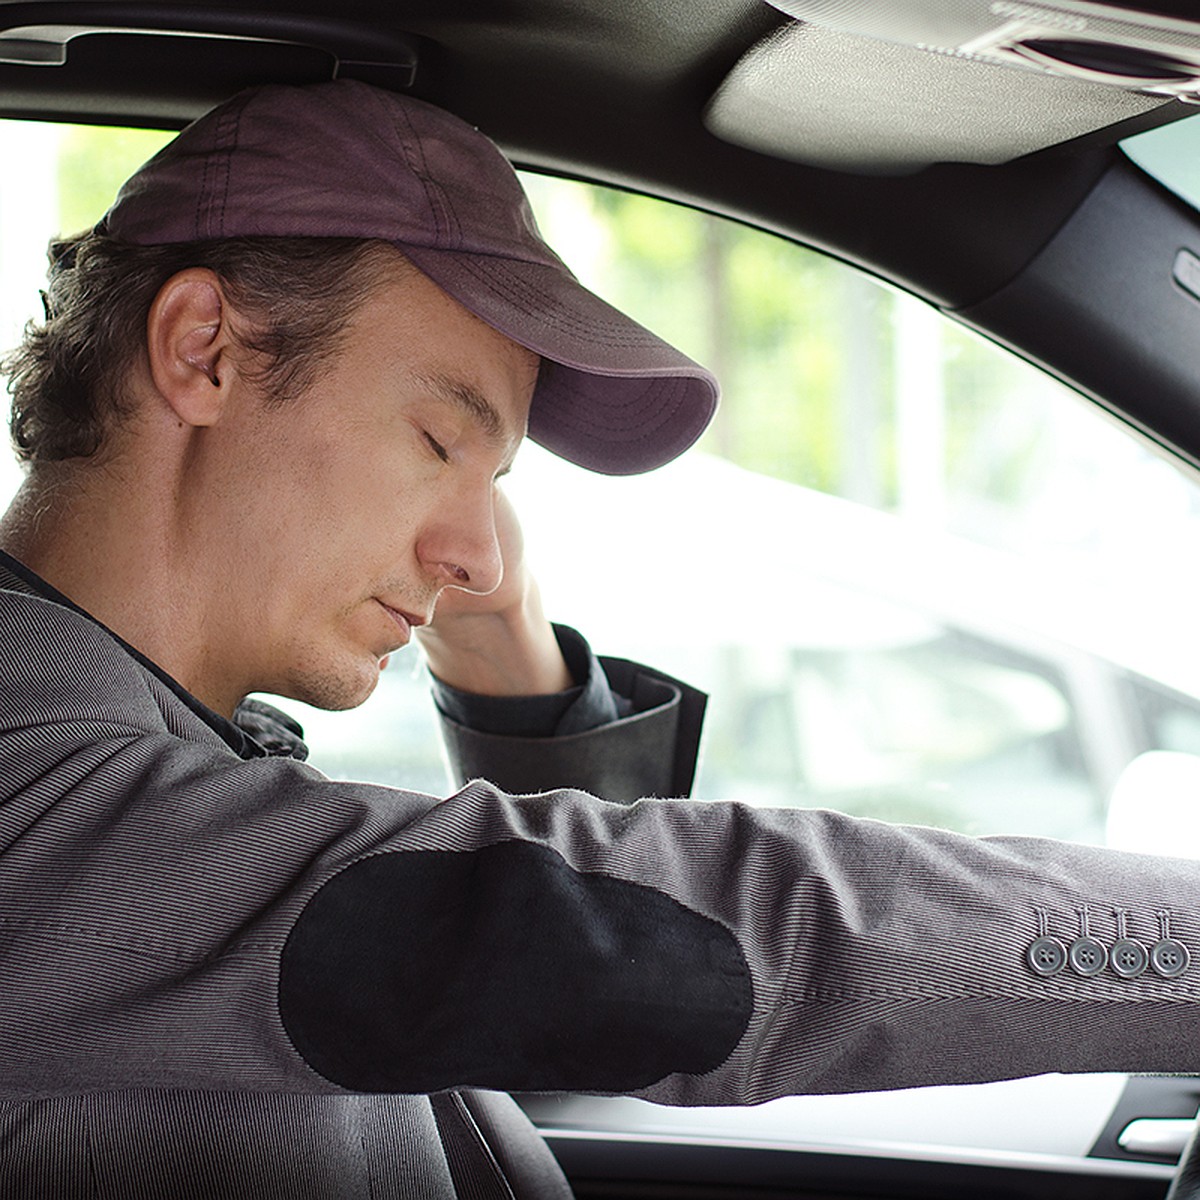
[285,655,383,712]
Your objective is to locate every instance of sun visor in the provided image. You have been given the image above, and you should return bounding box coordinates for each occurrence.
[704,0,1200,173]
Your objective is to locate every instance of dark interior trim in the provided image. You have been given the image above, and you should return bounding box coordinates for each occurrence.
[541,1129,1173,1200]
[958,152,1200,471]
[0,0,1126,310]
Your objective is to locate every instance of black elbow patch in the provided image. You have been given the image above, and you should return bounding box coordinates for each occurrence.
[279,841,752,1094]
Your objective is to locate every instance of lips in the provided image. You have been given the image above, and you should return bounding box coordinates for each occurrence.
[376,599,426,647]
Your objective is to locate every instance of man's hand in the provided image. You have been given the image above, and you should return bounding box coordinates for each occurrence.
[415,488,573,696]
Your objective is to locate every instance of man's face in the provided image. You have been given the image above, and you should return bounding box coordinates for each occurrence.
[206,256,538,711]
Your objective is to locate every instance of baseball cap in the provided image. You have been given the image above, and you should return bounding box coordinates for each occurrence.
[101,79,719,475]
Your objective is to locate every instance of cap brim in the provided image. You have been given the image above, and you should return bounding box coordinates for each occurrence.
[402,247,719,475]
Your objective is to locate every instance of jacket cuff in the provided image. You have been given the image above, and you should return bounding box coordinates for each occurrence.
[437,658,707,803]
[429,624,619,738]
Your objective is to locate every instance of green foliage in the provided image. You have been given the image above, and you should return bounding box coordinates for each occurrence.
[56,125,173,236]
[526,178,901,497]
[522,174,1079,528]
[941,324,1057,513]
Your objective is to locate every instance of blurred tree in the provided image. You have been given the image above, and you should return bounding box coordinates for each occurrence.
[57,125,172,235]
[567,182,891,498]
[551,177,1076,537]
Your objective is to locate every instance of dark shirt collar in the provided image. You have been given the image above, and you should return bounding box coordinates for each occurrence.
[0,548,306,761]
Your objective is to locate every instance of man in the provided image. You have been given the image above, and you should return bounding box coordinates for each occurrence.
[1,79,1200,1198]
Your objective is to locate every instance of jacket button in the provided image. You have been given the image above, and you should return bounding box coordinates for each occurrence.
[1110,939,1149,979]
[1150,939,1190,978]
[1028,936,1067,976]
[1069,936,1107,977]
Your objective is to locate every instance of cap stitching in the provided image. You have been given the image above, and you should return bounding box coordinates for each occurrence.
[448,258,666,348]
[463,259,657,342]
[552,371,686,418]
[216,102,239,239]
[199,93,247,240]
[389,99,461,247]
[196,144,215,240]
[539,379,691,442]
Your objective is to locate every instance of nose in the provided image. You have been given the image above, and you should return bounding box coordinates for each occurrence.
[417,485,504,597]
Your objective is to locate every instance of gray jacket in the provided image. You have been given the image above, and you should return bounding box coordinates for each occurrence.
[2,564,1200,1196]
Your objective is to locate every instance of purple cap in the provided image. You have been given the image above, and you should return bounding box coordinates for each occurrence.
[102,80,718,475]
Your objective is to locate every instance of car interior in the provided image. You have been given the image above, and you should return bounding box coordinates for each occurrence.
[5,0,1200,1197]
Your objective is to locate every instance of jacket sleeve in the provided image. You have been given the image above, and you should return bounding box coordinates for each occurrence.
[435,651,707,802]
[277,785,1200,1106]
[7,591,1200,1109]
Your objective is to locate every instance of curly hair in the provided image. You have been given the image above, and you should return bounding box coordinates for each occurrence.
[2,233,402,464]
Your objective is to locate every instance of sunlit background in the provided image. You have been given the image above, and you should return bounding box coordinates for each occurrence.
[5,115,1200,850]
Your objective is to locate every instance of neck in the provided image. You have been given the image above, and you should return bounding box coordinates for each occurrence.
[0,460,247,717]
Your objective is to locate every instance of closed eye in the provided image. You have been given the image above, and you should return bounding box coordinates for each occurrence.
[423,431,450,463]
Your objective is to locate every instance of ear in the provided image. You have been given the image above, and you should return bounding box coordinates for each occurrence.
[146,269,238,428]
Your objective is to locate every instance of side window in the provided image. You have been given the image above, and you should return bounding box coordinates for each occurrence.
[3,122,1200,848]
[506,174,1198,847]
[0,120,173,503]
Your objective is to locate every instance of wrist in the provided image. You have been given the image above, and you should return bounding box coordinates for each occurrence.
[418,591,573,697]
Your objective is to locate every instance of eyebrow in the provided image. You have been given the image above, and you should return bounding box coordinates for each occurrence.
[426,374,504,437]
[415,371,525,475]
[416,373,510,441]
